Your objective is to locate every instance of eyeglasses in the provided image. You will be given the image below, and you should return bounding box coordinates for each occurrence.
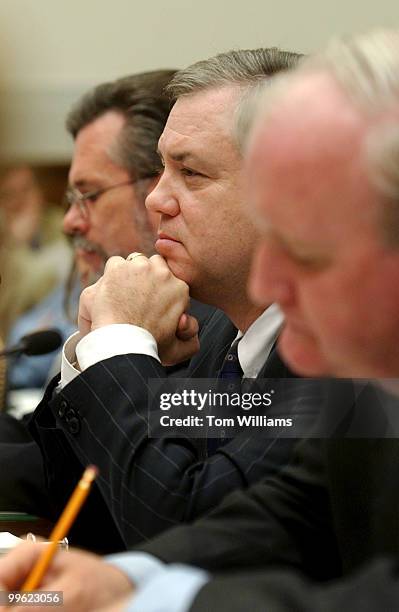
[64,174,157,218]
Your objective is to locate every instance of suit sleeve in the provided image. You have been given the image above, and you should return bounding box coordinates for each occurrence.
[0,413,54,518]
[190,559,399,612]
[28,353,304,549]
[136,437,341,582]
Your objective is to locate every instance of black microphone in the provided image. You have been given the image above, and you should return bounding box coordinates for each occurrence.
[0,329,63,358]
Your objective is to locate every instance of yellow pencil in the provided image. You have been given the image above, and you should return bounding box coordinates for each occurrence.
[22,465,98,591]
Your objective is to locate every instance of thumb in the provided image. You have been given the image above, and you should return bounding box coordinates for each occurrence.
[78,280,101,336]
[176,314,199,341]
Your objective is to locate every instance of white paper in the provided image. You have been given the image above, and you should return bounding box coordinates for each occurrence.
[0,531,23,556]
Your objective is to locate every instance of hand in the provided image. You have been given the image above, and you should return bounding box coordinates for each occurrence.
[161,312,200,365]
[79,254,200,364]
[0,543,134,612]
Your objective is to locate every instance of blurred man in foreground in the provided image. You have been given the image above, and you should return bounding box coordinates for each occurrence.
[2,28,399,612]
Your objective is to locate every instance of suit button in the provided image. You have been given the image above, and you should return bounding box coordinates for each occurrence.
[67,417,80,435]
[65,408,76,420]
[58,400,68,419]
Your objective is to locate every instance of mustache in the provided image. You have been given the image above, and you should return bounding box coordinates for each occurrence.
[71,235,108,260]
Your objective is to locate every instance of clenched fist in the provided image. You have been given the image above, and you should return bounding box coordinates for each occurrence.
[79,254,199,364]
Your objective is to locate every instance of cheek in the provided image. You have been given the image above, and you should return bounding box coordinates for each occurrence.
[301,279,373,355]
[102,207,138,251]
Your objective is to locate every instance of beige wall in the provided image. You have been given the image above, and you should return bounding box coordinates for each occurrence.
[0,0,398,161]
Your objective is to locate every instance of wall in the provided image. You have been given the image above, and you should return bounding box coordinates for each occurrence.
[0,0,398,161]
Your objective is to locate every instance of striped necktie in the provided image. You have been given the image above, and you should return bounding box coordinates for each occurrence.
[207,339,243,456]
[218,338,243,383]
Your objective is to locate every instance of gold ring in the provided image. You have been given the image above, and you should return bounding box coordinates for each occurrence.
[126,252,146,261]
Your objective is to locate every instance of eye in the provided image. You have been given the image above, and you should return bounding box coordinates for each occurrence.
[82,190,100,203]
[291,251,330,271]
[180,167,202,178]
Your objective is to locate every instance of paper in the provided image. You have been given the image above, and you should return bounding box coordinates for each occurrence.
[0,531,23,556]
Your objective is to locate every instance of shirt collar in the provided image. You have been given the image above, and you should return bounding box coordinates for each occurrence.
[235,304,284,378]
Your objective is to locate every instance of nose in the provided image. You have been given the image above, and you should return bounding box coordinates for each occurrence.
[63,202,90,236]
[145,171,180,217]
[249,240,296,308]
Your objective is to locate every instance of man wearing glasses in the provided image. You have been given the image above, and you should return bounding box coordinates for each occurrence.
[0,69,204,550]
[62,71,174,287]
[6,71,176,393]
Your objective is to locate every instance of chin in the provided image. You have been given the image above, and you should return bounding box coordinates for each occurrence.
[164,259,194,284]
[278,332,331,377]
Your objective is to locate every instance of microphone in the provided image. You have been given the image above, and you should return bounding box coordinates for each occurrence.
[0,329,63,358]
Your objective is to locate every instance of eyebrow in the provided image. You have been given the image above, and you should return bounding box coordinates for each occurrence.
[71,177,103,189]
[157,147,202,164]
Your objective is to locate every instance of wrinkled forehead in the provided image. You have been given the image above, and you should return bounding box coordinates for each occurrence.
[161,85,243,146]
[255,73,366,156]
[247,72,372,200]
[245,73,384,241]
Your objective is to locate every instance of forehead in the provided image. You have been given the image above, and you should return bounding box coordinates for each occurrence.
[70,111,128,181]
[247,73,380,237]
[158,86,242,165]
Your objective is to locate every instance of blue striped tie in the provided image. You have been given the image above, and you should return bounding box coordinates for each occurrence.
[207,339,243,455]
[218,338,243,383]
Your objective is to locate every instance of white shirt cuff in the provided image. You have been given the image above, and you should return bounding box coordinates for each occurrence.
[105,553,209,612]
[105,552,165,589]
[60,325,159,389]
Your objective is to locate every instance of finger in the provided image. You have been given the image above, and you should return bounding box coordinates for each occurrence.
[162,335,200,366]
[124,254,150,272]
[148,253,171,272]
[176,314,199,341]
[0,542,47,590]
[149,253,167,264]
[174,336,200,364]
[103,256,126,274]
[126,252,147,262]
[78,285,97,336]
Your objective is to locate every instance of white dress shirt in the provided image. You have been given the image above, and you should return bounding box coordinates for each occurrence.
[60,303,283,388]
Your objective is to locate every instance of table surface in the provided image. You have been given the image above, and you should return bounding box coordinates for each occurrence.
[0,513,53,538]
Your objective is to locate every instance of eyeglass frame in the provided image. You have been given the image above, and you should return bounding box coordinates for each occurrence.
[63,173,158,218]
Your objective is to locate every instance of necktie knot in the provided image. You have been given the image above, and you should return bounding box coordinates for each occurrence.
[218,338,243,380]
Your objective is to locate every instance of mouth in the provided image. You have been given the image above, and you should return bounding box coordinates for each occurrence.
[157,231,180,242]
[76,246,99,255]
[155,231,183,258]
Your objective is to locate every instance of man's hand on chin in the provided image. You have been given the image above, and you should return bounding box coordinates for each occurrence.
[78,253,199,365]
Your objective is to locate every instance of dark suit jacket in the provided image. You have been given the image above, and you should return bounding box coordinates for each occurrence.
[136,382,399,611]
[26,309,318,552]
[0,413,53,518]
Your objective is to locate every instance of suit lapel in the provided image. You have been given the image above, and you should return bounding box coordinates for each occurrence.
[188,310,237,378]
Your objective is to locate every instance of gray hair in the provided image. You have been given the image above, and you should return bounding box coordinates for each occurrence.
[66,69,177,180]
[167,48,302,153]
[241,30,399,245]
[166,48,302,100]
[312,30,399,245]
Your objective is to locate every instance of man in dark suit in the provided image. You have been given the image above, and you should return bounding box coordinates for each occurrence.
[3,28,399,611]
[25,48,320,553]
[0,69,213,547]
[122,28,399,609]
